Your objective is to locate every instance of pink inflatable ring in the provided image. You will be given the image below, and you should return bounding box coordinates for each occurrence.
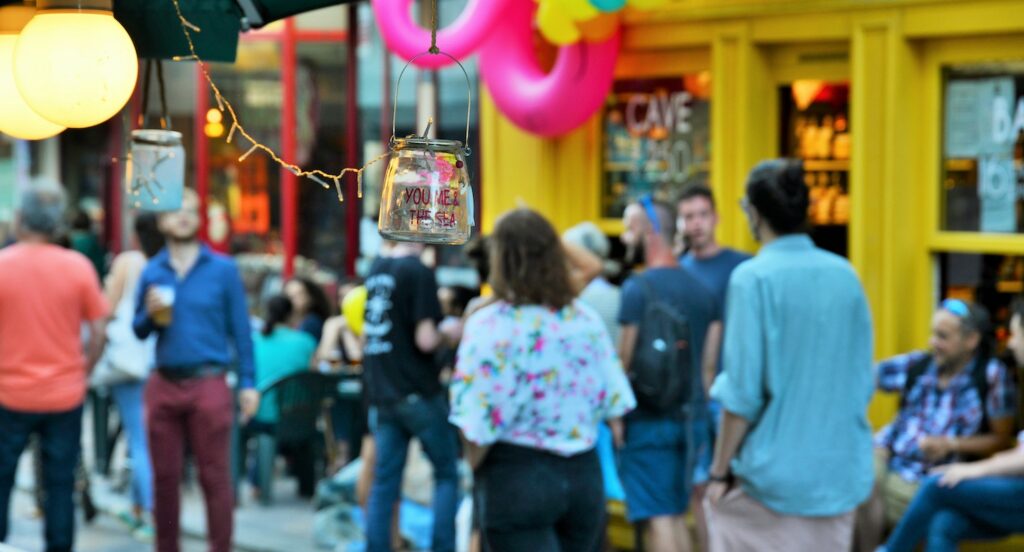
[372,0,510,70]
[478,0,620,137]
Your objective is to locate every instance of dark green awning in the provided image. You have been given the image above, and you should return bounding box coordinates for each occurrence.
[114,0,242,62]
[241,0,358,28]
[0,0,361,63]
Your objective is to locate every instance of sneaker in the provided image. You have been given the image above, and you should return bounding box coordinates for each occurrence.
[116,510,140,529]
[132,523,155,543]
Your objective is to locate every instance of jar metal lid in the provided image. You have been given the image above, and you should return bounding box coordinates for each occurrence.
[131,129,183,147]
[392,137,465,152]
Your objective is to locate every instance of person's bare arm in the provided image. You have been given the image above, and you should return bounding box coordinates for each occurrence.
[340,327,363,364]
[618,324,638,375]
[415,318,442,354]
[702,321,723,394]
[316,316,345,362]
[104,252,143,312]
[84,318,106,373]
[933,449,1024,487]
[706,410,752,504]
[461,435,491,470]
[564,240,602,294]
[920,417,1016,460]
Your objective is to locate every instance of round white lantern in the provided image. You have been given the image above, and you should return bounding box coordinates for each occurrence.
[13,0,138,129]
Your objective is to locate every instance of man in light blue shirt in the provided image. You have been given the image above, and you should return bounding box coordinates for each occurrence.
[706,159,874,551]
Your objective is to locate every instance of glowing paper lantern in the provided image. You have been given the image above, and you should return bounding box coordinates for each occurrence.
[0,5,63,140]
[14,0,138,129]
[792,80,825,111]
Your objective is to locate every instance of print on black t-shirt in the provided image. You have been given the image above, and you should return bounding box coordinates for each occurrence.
[361,255,444,405]
[364,272,396,356]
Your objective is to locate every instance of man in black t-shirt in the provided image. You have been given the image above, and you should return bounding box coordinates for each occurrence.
[362,242,458,552]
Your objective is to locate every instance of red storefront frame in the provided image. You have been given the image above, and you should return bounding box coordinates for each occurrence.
[194,15,359,279]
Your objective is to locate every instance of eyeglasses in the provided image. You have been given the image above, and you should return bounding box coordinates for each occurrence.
[738,197,751,213]
[639,194,662,234]
[941,298,970,319]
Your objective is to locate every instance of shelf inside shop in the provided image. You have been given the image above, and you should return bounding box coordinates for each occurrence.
[996,281,1024,294]
[803,159,850,172]
[604,161,637,171]
[945,159,976,172]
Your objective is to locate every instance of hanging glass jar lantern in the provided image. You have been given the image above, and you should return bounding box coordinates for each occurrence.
[126,129,185,211]
[378,52,475,245]
[125,61,184,212]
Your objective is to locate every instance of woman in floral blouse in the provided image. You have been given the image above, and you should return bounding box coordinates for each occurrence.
[449,208,635,551]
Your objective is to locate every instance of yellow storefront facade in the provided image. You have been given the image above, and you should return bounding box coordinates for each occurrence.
[481,0,1024,433]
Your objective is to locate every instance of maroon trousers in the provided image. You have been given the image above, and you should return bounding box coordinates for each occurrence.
[146,373,234,552]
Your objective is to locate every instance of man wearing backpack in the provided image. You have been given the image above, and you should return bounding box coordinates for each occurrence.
[615,197,722,552]
[854,299,1016,552]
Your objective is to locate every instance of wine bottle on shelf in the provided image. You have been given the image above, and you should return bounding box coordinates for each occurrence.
[833,113,851,160]
[818,115,835,160]
[802,117,819,161]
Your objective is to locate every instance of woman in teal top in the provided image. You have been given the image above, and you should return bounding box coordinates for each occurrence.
[253,295,318,424]
[248,294,318,499]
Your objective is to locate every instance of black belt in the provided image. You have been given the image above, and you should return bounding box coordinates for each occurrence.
[157,364,227,381]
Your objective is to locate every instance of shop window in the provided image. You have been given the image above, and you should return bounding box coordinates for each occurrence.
[779,80,850,257]
[602,74,711,219]
[207,41,283,255]
[295,42,349,273]
[939,252,1024,357]
[942,64,1024,234]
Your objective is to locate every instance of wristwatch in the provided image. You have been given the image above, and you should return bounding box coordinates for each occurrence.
[708,472,730,483]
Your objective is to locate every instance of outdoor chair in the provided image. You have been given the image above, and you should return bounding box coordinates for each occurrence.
[252,371,341,505]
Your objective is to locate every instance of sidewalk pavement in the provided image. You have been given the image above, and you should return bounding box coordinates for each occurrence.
[10,450,321,552]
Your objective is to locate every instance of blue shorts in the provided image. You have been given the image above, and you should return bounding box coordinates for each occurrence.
[619,414,690,522]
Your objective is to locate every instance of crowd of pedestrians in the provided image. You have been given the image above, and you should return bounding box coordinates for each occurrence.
[0,157,1022,552]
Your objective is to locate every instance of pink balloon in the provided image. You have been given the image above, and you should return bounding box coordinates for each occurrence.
[372,0,510,69]
[478,0,620,137]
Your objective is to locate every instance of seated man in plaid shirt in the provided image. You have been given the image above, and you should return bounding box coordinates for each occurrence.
[853,299,1017,552]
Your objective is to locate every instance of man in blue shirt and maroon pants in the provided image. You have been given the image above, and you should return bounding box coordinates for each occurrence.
[134,189,259,552]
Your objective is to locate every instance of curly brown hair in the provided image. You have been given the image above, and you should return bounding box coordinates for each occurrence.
[489,209,574,310]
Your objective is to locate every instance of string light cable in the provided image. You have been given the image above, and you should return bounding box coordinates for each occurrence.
[168,0,392,202]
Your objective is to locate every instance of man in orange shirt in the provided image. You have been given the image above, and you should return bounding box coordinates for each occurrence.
[0,184,108,552]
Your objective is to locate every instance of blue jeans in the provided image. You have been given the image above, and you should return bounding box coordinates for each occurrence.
[0,404,83,552]
[885,474,1024,552]
[366,394,459,552]
[475,443,604,551]
[111,380,153,513]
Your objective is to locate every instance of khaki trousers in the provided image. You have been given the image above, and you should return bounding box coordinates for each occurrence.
[707,488,855,552]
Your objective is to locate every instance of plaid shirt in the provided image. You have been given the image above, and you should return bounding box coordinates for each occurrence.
[875,351,1016,482]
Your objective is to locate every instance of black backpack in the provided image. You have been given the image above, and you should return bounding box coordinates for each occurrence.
[901,352,991,431]
[629,277,694,415]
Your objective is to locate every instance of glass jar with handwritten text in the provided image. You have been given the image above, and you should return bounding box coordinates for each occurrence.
[378,137,473,245]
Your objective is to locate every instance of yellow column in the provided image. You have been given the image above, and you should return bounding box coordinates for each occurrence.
[711,24,774,253]
[850,14,929,427]
[480,89,600,234]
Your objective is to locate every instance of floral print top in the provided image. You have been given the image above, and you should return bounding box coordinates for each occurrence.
[449,300,635,457]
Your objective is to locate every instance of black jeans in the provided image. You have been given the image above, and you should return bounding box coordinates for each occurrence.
[475,443,604,552]
[0,404,83,552]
